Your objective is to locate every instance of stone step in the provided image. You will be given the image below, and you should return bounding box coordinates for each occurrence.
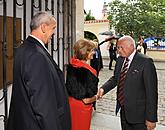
[90,112,165,130]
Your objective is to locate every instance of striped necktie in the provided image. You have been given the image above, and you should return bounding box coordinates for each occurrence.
[117,58,129,106]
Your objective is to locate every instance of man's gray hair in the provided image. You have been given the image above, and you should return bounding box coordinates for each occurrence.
[30,11,55,32]
[119,35,136,48]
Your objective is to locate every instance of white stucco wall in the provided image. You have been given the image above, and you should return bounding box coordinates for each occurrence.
[84,20,110,57]
[76,0,84,41]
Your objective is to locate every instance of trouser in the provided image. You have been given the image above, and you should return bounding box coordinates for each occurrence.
[109,58,115,69]
[120,107,147,130]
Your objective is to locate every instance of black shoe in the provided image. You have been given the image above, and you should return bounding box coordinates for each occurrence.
[109,68,113,70]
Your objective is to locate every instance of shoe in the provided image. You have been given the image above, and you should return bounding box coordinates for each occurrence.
[109,68,113,70]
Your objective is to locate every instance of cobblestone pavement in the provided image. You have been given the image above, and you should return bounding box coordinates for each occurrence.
[90,125,112,130]
[90,61,165,130]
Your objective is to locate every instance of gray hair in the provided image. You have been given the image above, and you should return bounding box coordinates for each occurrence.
[30,11,55,32]
[118,35,136,48]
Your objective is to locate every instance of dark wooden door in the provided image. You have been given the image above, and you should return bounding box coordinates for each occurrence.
[0,16,21,90]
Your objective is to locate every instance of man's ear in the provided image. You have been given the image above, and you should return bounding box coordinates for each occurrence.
[41,23,47,33]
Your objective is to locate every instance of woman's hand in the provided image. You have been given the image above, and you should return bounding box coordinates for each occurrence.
[82,95,99,104]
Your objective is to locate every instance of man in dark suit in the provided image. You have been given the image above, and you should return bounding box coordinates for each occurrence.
[108,42,117,70]
[7,11,71,130]
[98,36,158,130]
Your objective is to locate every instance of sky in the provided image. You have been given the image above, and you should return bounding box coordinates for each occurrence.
[84,0,112,19]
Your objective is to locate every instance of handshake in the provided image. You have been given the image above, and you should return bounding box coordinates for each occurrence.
[95,88,105,100]
[82,88,105,104]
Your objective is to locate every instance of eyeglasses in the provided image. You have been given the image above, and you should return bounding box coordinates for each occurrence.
[116,46,123,50]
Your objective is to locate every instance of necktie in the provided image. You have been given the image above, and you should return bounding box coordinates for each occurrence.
[117,58,129,106]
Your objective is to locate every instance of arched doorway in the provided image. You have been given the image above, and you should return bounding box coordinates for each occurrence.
[84,31,98,41]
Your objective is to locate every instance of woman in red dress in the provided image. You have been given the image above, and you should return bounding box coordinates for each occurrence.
[66,39,99,130]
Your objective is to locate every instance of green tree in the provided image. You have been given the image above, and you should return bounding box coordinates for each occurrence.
[84,10,95,21]
[107,0,165,39]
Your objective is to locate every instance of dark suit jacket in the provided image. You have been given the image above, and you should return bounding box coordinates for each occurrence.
[90,49,102,76]
[109,45,117,60]
[7,36,71,130]
[102,52,158,124]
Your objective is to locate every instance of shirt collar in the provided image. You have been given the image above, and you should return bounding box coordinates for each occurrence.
[128,49,136,62]
[29,34,49,52]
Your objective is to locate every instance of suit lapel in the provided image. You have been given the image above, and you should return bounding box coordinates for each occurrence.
[117,53,140,83]
[126,52,141,77]
[26,36,61,71]
[27,36,66,88]
[116,57,125,87]
[118,57,125,74]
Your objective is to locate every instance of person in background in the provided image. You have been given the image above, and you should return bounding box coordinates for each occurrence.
[107,41,117,70]
[97,43,104,70]
[91,36,119,73]
[143,41,147,54]
[98,35,158,130]
[7,11,71,130]
[66,39,99,130]
[90,40,102,76]
[136,36,147,54]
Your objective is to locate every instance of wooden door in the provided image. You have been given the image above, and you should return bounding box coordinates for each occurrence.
[0,16,21,89]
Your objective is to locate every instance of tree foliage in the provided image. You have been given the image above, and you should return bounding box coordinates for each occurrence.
[107,0,165,39]
[84,10,95,21]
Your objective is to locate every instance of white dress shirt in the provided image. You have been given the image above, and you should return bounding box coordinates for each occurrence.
[29,34,49,53]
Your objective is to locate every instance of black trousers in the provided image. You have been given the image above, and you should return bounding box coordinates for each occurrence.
[120,107,147,130]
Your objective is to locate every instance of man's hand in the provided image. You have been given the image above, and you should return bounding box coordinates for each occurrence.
[145,120,156,130]
[97,88,104,99]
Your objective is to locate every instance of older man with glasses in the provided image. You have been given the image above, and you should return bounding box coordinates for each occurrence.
[98,35,158,130]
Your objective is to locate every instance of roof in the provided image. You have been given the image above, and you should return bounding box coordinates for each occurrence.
[84,20,110,24]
